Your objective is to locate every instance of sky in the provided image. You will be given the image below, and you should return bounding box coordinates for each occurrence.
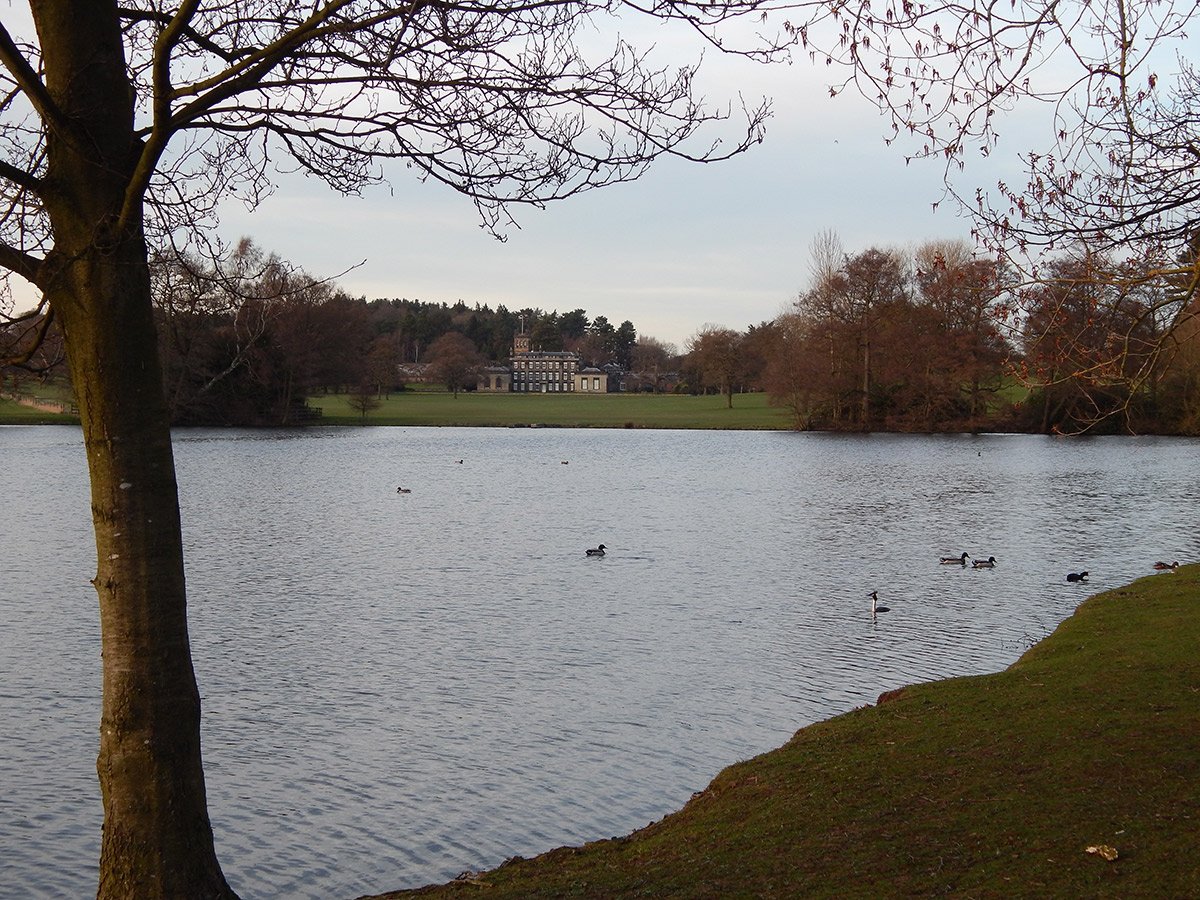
[2,8,1036,352]
[215,44,1023,352]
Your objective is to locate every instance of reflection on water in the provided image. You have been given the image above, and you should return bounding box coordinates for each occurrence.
[3,426,1199,898]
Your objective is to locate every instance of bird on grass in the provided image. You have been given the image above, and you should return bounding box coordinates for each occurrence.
[1153,560,1179,571]
[586,544,607,557]
[972,556,997,568]
[1066,571,1089,583]
[940,552,970,565]
[870,590,890,617]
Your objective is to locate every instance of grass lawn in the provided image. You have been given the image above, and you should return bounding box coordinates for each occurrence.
[312,390,793,430]
[367,567,1200,899]
[0,395,77,424]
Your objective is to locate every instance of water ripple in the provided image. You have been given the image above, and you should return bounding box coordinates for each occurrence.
[3,426,1200,897]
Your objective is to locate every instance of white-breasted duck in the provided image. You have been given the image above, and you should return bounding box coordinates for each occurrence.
[870,590,890,616]
[586,544,607,557]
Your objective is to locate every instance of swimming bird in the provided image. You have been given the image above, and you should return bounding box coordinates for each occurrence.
[1153,560,1179,571]
[972,556,997,568]
[940,552,970,565]
[585,544,607,557]
[870,590,890,616]
[396,487,411,494]
[1066,571,1089,582]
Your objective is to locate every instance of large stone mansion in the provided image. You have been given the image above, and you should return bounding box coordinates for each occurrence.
[477,331,618,393]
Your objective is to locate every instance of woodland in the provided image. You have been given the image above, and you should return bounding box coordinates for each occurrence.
[5,235,1198,434]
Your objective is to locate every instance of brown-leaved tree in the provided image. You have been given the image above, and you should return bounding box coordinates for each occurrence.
[800,0,1200,428]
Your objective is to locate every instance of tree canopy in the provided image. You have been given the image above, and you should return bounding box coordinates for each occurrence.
[798,0,1200,415]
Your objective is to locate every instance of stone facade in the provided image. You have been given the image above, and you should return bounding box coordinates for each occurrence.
[475,331,627,393]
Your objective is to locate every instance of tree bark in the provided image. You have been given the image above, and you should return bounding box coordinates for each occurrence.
[34,2,235,896]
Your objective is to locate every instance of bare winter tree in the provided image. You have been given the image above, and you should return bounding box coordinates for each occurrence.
[426,329,485,396]
[630,335,679,392]
[686,324,744,406]
[798,0,1200,427]
[0,3,786,896]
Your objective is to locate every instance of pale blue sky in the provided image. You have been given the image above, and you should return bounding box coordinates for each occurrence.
[219,52,1015,350]
[2,10,1034,350]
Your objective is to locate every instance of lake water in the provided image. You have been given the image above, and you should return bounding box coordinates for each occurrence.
[2,426,1198,898]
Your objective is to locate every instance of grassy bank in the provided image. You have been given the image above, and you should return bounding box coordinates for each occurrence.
[312,390,791,429]
[0,395,77,424]
[366,568,1200,898]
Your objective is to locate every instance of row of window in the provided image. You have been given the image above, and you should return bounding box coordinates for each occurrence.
[514,360,577,371]
[509,378,606,390]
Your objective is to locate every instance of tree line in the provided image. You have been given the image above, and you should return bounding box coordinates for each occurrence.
[3,240,649,424]
[681,236,1200,435]
[9,234,1200,434]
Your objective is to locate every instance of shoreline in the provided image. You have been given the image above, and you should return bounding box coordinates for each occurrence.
[363,567,1200,898]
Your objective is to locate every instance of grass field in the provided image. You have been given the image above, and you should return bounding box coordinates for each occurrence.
[0,389,792,429]
[312,390,793,430]
[0,395,77,424]
[371,567,1200,899]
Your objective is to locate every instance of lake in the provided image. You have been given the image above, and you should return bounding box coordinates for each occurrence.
[2,426,1198,898]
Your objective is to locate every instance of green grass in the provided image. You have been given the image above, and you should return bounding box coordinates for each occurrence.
[313,390,792,429]
[366,568,1200,899]
[0,395,77,424]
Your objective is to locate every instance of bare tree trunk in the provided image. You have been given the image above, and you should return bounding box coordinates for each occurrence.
[36,3,235,896]
[53,245,234,899]
[861,336,871,428]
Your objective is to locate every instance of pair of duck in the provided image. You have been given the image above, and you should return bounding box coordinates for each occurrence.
[940,552,996,569]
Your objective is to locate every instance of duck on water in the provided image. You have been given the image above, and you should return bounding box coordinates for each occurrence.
[940,552,970,565]
[869,590,890,617]
[586,544,607,557]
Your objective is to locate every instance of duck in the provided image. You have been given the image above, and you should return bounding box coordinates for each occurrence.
[396,487,412,494]
[870,590,890,616]
[972,556,997,568]
[585,544,607,557]
[1066,571,1089,583]
[940,552,970,565]
[1153,560,1179,571]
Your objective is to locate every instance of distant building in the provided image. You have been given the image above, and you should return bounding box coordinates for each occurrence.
[512,348,580,393]
[477,366,511,393]
[574,366,608,393]
[476,330,626,393]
